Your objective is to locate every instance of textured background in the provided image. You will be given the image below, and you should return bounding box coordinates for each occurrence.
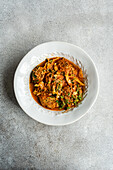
[0,0,113,169]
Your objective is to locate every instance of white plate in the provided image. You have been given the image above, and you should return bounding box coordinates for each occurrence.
[14,41,99,126]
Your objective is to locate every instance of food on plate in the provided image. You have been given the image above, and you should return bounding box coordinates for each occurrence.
[30,57,85,110]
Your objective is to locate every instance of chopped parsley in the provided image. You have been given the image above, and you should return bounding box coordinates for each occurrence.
[65,99,68,104]
[50,96,54,98]
[74,101,77,105]
[32,72,37,78]
[71,80,74,84]
[61,96,64,99]
[34,75,37,78]
[79,95,82,100]
[59,105,64,109]
[56,100,63,108]
[77,89,79,93]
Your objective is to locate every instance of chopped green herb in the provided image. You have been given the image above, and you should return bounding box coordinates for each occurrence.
[50,60,52,63]
[74,101,76,104]
[63,101,65,105]
[65,99,68,104]
[79,95,82,100]
[68,93,70,96]
[50,96,54,98]
[33,75,37,78]
[32,72,37,78]
[71,80,74,84]
[56,100,61,106]
[77,89,79,92]
[67,107,70,110]
[48,81,50,84]
[59,105,64,109]
[61,96,64,99]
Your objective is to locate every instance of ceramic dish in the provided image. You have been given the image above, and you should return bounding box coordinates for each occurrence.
[14,41,99,126]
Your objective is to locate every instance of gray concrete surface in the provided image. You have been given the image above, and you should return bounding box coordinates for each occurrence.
[0,0,113,169]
